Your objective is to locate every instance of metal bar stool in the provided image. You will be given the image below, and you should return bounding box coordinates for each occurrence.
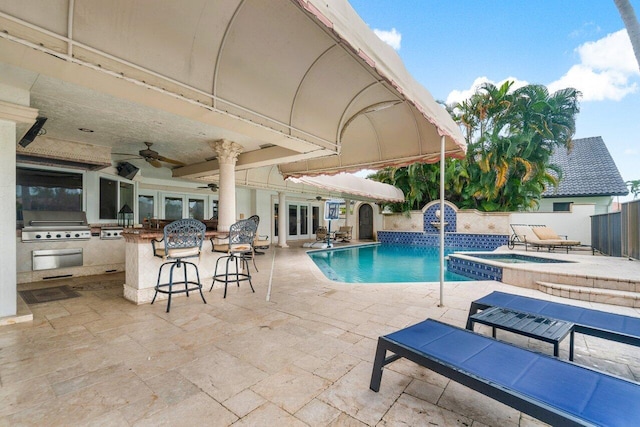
[151,219,207,312]
[210,218,257,298]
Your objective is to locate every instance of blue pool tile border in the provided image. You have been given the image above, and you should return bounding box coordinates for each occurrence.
[377,231,508,250]
[446,256,502,281]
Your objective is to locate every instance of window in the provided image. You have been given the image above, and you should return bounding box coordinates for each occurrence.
[553,202,572,212]
[120,181,134,213]
[289,204,297,235]
[17,167,83,221]
[99,177,134,220]
[164,197,183,220]
[312,206,319,233]
[211,200,218,220]
[138,195,154,223]
[189,198,205,220]
[274,203,278,237]
[300,205,308,235]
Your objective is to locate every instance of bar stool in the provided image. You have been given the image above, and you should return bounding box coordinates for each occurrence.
[210,218,257,298]
[151,219,207,312]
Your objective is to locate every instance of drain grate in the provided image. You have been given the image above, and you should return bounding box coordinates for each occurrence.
[19,285,81,304]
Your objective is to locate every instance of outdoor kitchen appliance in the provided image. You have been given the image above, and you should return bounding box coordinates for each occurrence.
[100,227,124,239]
[21,210,92,242]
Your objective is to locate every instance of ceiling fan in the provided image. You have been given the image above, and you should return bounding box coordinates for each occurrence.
[307,195,329,201]
[113,142,186,168]
[198,183,218,192]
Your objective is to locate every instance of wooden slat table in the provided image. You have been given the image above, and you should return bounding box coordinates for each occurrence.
[468,306,575,360]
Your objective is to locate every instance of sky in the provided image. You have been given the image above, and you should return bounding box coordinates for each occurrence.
[349,0,640,200]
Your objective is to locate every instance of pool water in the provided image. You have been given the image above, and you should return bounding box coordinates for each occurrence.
[308,244,475,283]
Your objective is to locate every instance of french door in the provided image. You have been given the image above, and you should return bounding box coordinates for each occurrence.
[287,202,311,240]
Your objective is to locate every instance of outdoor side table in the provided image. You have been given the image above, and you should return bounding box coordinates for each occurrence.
[468,306,575,361]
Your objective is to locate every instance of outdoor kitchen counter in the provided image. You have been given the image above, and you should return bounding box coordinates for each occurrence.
[122,229,229,304]
[122,228,226,242]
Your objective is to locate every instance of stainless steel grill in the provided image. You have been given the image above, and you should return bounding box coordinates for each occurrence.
[21,210,91,242]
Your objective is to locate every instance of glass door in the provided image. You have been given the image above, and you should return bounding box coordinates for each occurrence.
[287,202,311,240]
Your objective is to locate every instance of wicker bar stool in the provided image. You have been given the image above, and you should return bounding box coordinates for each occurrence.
[151,219,207,312]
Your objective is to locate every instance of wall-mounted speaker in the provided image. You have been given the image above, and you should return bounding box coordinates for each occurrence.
[116,162,140,180]
[18,116,48,147]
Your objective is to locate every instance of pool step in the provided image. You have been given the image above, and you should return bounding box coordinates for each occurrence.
[537,281,640,308]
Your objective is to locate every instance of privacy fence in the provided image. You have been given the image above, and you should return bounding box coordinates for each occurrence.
[591,200,640,259]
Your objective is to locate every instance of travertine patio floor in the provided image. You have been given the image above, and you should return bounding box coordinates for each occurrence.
[3,243,640,426]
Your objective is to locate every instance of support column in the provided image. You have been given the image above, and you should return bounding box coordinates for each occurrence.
[210,139,243,232]
[0,101,38,320]
[277,192,288,248]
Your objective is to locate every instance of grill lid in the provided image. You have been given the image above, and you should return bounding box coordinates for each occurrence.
[22,210,89,230]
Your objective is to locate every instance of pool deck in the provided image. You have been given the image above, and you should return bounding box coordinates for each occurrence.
[3,241,640,425]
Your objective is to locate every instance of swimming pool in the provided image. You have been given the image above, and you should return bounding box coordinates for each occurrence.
[308,244,475,283]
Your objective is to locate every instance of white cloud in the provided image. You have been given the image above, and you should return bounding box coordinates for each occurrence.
[373,28,401,50]
[445,76,529,105]
[548,29,639,101]
[624,148,639,156]
[569,22,601,39]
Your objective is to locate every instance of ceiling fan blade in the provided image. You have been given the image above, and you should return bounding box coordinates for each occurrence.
[156,155,185,166]
[147,158,163,168]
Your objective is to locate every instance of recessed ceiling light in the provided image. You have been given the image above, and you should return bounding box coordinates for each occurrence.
[78,128,94,133]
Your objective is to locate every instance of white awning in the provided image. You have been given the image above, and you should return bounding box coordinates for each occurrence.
[278,0,467,177]
[0,0,465,179]
[287,173,404,202]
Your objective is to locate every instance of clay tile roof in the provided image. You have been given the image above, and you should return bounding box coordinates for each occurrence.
[543,136,628,198]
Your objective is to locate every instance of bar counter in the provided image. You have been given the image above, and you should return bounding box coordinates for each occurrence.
[122,228,229,304]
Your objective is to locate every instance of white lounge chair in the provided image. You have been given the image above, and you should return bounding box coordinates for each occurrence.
[509,224,580,253]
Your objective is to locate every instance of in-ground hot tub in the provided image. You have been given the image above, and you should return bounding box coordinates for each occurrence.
[464,253,572,264]
[447,252,573,282]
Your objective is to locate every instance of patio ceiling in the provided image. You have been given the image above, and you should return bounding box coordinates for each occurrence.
[0,0,465,181]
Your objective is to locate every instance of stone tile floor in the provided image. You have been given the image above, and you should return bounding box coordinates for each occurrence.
[3,243,640,426]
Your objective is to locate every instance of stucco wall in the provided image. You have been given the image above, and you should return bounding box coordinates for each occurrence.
[382,207,510,235]
[381,202,593,246]
[510,203,595,244]
[538,196,613,215]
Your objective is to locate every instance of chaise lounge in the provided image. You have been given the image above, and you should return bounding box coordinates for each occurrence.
[370,319,640,426]
[466,291,640,347]
[509,224,581,253]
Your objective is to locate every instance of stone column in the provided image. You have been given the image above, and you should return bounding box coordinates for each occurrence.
[277,192,288,248]
[209,139,243,232]
[0,101,38,319]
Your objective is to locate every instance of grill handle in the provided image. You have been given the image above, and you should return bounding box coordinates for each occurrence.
[29,220,86,225]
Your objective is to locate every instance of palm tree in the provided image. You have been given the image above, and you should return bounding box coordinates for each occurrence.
[627,179,640,198]
[372,82,580,213]
[614,0,640,72]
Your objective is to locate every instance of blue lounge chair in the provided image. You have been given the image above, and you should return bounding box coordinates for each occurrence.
[466,291,640,347]
[370,319,640,426]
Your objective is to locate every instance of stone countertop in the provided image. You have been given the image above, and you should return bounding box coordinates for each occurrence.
[122,228,226,243]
